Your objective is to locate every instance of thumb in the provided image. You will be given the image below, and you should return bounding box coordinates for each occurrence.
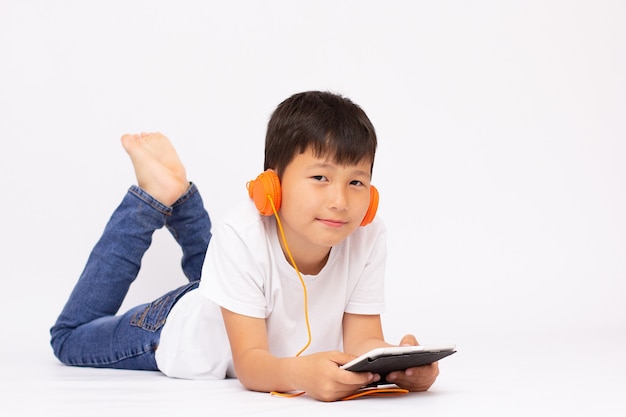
[399,334,419,347]
[332,351,359,366]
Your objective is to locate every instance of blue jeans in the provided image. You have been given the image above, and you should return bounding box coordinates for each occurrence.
[50,183,211,370]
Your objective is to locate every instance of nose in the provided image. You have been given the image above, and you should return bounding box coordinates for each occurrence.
[328,184,348,211]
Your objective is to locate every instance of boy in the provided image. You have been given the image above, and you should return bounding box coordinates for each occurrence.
[50,91,439,402]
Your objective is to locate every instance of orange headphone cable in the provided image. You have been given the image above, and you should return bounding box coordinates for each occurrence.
[268,195,312,357]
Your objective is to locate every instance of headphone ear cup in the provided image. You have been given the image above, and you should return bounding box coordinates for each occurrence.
[247,171,281,216]
[360,185,379,226]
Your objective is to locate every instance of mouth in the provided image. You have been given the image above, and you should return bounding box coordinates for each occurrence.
[318,218,348,228]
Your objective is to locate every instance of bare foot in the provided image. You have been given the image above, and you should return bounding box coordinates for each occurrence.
[121,132,189,206]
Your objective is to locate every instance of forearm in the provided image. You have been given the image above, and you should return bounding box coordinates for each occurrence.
[221,309,372,400]
[233,348,301,394]
[342,313,391,356]
[346,337,393,356]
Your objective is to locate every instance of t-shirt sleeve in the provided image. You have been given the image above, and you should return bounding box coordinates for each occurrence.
[198,218,269,319]
[344,219,387,315]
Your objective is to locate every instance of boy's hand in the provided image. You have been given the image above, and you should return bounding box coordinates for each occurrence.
[296,351,380,402]
[383,334,440,391]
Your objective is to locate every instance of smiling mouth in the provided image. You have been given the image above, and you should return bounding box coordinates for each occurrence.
[318,218,347,227]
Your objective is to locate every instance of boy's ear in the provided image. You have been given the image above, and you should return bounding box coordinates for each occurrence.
[247,170,281,216]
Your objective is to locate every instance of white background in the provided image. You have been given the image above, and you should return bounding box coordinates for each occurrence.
[1,1,625,415]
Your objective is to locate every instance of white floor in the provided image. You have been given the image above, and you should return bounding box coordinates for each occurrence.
[2,326,624,417]
[2,1,625,416]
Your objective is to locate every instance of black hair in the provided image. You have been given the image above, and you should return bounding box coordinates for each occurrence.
[264,91,377,177]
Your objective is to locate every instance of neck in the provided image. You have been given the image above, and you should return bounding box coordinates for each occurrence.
[291,249,330,275]
[277,235,330,275]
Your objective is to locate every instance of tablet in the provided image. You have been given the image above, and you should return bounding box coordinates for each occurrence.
[340,344,456,384]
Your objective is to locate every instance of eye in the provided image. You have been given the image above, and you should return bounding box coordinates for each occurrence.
[312,175,328,182]
[350,180,365,186]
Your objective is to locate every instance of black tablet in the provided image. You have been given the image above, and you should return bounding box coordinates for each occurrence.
[340,344,456,385]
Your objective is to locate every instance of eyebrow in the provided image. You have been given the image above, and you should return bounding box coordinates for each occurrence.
[309,162,370,178]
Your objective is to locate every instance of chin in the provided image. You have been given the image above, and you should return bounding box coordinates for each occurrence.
[316,234,351,248]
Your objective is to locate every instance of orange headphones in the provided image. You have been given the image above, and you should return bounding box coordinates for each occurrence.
[247,170,379,226]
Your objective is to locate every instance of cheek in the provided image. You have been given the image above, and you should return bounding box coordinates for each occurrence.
[280,187,311,216]
[357,194,373,218]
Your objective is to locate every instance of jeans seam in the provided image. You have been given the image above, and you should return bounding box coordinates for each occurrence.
[171,182,197,208]
[129,296,170,333]
[128,186,174,216]
[73,344,157,367]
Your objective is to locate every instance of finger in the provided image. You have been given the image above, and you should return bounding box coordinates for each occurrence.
[387,364,439,391]
[405,360,439,377]
[399,334,418,346]
[331,351,358,366]
[339,368,379,386]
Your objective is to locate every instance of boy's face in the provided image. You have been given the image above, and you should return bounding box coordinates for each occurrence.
[277,146,373,263]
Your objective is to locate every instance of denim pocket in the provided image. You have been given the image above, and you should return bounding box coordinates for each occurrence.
[130,281,199,332]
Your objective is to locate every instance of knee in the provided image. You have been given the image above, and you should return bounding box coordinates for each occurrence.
[49,324,70,363]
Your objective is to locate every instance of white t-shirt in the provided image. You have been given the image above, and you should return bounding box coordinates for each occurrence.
[156,199,387,380]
